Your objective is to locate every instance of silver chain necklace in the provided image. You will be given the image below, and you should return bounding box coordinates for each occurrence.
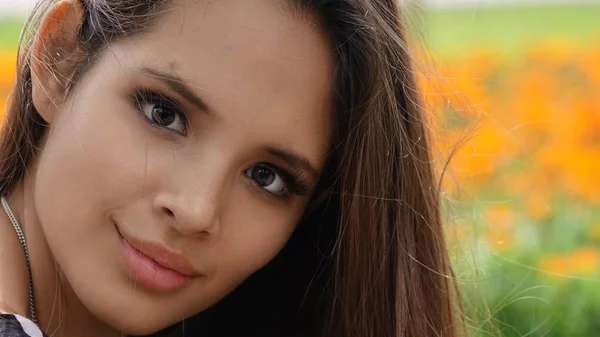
[1,195,38,325]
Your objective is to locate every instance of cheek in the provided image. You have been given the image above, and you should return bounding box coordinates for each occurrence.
[32,93,152,263]
[204,199,299,295]
[36,92,153,203]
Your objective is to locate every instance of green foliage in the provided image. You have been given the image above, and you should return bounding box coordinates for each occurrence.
[0,17,25,48]
[452,198,600,337]
[410,4,600,60]
[461,252,600,337]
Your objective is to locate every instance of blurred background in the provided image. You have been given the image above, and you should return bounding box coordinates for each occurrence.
[408,0,600,336]
[1,0,599,335]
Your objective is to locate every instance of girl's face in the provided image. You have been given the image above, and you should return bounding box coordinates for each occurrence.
[32,0,333,333]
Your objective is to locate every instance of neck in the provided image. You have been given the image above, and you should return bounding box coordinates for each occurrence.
[7,170,121,337]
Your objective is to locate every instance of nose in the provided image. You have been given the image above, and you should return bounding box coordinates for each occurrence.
[153,184,221,238]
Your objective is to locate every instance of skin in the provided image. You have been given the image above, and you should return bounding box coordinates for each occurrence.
[0,0,334,336]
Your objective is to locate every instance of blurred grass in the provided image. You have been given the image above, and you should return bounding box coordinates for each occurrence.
[0,17,24,49]
[411,4,600,59]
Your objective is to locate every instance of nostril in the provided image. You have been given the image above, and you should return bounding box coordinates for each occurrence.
[163,207,175,218]
[154,195,219,237]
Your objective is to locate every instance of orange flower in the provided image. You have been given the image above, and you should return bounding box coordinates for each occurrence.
[485,205,515,230]
[0,98,5,121]
[539,248,600,277]
[571,248,600,275]
[0,89,10,122]
[539,254,571,276]
[450,123,518,181]
[577,46,600,88]
[0,51,17,89]
[424,42,600,204]
[525,40,581,66]
[525,191,552,220]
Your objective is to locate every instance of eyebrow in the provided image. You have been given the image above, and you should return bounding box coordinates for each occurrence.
[140,67,211,114]
[266,147,320,182]
[140,67,321,183]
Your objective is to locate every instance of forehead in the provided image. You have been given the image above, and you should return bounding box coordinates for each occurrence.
[106,0,334,163]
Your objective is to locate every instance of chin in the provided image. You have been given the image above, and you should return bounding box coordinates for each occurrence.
[119,320,172,336]
[98,302,183,335]
[68,271,190,336]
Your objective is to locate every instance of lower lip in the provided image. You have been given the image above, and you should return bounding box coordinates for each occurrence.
[120,236,192,293]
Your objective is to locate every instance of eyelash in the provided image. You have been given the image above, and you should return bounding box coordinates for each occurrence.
[131,88,189,135]
[129,88,311,199]
[251,163,310,199]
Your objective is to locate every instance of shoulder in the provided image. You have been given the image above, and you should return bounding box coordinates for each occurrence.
[0,312,45,337]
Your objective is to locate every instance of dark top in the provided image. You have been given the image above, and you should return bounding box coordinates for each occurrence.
[0,313,44,337]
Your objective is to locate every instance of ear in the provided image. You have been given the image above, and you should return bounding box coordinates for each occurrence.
[30,0,86,125]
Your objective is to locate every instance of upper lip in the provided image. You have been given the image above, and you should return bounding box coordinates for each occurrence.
[118,229,201,277]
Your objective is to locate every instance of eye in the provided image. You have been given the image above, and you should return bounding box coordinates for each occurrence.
[245,164,288,196]
[134,90,187,134]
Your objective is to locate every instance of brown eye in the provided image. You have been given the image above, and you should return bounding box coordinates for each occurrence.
[244,165,287,195]
[140,102,184,132]
[134,90,187,134]
[149,104,175,125]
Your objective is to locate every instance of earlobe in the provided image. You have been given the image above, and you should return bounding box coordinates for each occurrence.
[30,0,85,125]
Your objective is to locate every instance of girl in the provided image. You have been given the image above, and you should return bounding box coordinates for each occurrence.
[0,0,464,336]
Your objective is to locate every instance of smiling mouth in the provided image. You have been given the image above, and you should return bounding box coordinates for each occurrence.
[115,224,199,293]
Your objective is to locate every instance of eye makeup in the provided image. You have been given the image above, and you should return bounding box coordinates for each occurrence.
[127,87,314,201]
[129,88,189,135]
[249,163,311,199]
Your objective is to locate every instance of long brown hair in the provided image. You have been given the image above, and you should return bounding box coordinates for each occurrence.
[1,0,464,336]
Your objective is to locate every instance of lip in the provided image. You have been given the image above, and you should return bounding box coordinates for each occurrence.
[121,231,200,277]
[116,226,200,292]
